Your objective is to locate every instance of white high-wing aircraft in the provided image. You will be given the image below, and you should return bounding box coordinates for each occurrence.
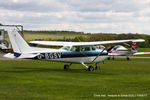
[107,42,150,60]
[4,29,145,71]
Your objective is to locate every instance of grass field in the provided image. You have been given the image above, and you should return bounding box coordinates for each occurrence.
[0,58,150,100]
[138,48,150,52]
[24,33,83,41]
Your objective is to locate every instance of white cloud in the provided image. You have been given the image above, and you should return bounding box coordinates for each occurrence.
[0,0,150,34]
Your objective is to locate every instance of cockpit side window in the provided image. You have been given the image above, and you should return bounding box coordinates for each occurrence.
[91,46,96,51]
[70,46,96,52]
[61,46,70,51]
[81,46,91,51]
[113,46,119,50]
[71,46,80,52]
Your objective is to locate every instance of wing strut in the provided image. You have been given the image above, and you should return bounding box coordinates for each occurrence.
[91,48,106,63]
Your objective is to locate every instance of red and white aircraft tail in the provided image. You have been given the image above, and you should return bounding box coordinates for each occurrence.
[131,42,150,55]
[131,42,138,53]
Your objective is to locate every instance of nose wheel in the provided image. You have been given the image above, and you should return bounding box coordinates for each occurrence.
[81,62,101,71]
[88,64,100,71]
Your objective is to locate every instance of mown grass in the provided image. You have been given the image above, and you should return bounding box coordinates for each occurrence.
[138,48,150,52]
[24,33,83,41]
[5,31,85,41]
[0,58,150,100]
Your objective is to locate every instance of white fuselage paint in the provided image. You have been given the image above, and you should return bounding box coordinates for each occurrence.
[50,56,108,64]
[35,49,108,64]
[108,50,130,56]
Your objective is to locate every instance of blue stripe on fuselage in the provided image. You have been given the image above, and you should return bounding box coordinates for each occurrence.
[36,52,108,59]
[61,52,108,58]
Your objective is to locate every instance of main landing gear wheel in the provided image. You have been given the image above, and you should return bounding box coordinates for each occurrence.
[127,57,130,61]
[108,57,111,60]
[88,65,94,71]
[64,64,69,70]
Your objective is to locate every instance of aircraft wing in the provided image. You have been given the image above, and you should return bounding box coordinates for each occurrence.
[133,52,150,55]
[29,39,145,46]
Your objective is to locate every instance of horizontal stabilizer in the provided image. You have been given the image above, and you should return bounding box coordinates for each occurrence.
[3,53,16,59]
[18,53,39,59]
[4,53,39,59]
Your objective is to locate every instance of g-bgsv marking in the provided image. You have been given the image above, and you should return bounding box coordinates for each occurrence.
[37,52,62,59]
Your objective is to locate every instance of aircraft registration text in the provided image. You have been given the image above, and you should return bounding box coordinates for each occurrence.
[37,53,62,59]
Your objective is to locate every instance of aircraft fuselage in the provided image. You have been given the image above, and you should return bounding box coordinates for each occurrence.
[35,51,108,64]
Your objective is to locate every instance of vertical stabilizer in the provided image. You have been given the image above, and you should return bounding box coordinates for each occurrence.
[7,29,32,54]
[131,42,137,53]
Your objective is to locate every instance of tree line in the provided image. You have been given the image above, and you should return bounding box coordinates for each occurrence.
[73,33,150,48]
[24,30,84,35]
[25,30,150,48]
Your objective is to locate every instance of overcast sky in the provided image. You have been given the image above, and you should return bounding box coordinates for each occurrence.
[0,0,150,34]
